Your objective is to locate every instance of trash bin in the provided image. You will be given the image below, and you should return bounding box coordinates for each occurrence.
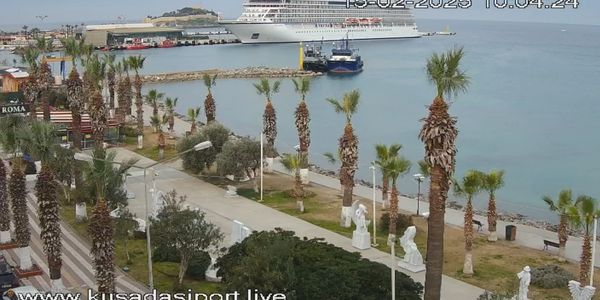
[506,225,517,241]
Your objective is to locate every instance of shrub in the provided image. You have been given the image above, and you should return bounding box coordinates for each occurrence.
[199,122,230,167]
[478,291,514,300]
[380,213,413,234]
[177,132,210,173]
[185,251,212,279]
[152,244,180,263]
[121,126,137,137]
[531,264,575,289]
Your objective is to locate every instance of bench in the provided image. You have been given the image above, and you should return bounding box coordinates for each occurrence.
[472,219,483,232]
[543,239,560,251]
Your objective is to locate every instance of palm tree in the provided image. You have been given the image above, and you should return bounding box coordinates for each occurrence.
[128,55,146,150]
[187,107,201,134]
[89,199,115,294]
[568,195,600,286]
[292,77,311,174]
[281,153,304,212]
[543,189,575,261]
[253,78,281,160]
[326,90,360,227]
[0,159,10,244]
[20,121,64,291]
[165,97,178,132]
[382,155,411,244]
[481,170,505,242]
[36,37,54,121]
[419,47,470,300]
[120,58,133,117]
[145,89,164,125]
[418,159,431,178]
[102,54,117,114]
[114,62,128,125]
[20,46,40,120]
[9,160,32,271]
[375,144,402,209]
[150,114,168,159]
[84,55,107,149]
[203,74,217,123]
[453,170,482,276]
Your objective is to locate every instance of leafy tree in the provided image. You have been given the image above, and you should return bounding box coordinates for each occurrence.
[203,74,217,123]
[419,47,469,300]
[453,170,483,276]
[292,77,311,168]
[113,205,138,264]
[216,137,261,192]
[89,200,115,293]
[178,132,210,174]
[199,122,230,168]
[542,189,575,261]
[480,170,505,242]
[254,78,280,157]
[567,195,600,285]
[151,190,223,288]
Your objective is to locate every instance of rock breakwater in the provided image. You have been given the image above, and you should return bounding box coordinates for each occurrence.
[142,67,322,83]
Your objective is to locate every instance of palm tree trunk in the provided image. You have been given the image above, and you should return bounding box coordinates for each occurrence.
[135,75,144,150]
[580,233,592,285]
[558,214,568,260]
[294,168,304,212]
[487,195,498,241]
[158,131,165,160]
[339,123,358,228]
[382,177,389,209]
[9,162,32,270]
[388,186,399,245]
[0,159,10,244]
[205,93,216,123]
[89,200,115,294]
[169,114,175,132]
[463,197,474,275]
[424,164,446,300]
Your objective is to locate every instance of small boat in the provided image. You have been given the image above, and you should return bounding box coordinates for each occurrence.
[302,43,328,73]
[436,26,456,36]
[326,37,363,74]
[157,40,176,48]
[126,43,150,50]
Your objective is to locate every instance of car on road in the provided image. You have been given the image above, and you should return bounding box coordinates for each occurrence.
[0,255,20,293]
[2,286,40,300]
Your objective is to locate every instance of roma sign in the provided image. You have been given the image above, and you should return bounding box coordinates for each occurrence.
[0,104,29,115]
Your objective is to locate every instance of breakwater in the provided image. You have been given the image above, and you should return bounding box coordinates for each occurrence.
[142,67,322,83]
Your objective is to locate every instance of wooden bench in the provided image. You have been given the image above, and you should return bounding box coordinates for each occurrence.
[543,239,560,251]
[472,219,483,232]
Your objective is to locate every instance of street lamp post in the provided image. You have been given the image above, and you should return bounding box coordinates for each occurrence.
[74,140,212,290]
[591,217,598,286]
[370,162,378,247]
[391,237,396,300]
[413,174,425,216]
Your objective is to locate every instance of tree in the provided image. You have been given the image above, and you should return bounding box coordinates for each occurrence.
[254,78,281,158]
[216,137,261,192]
[151,190,223,289]
[418,159,431,178]
[292,77,311,169]
[419,47,469,300]
[121,60,133,117]
[187,107,201,134]
[145,89,164,124]
[453,170,482,276]
[382,156,411,245]
[83,149,138,209]
[200,122,230,168]
[0,115,26,157]
[37,61,54,122]
[216,229,423,300]
[128,55,146,149]
[568,195,600,286]
[88,200,115,294]
[20,46,40,120]
[0,159,10,244]
[203,74,217,124]
[375,144,402,209]
[542,189,575,261]
[481,170,505,242]
[150,114,168,159]
[102,54,117,112]
[165,97,178,132]
[115,61,130,125]
[178,132,211,174]
[83,54,107,149]
[113,205,138,264]
[326,90,360,228]
[281,153,304,212]
[9,160,32,270]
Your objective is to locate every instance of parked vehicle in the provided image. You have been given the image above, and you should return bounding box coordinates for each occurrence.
[0,255,20,294]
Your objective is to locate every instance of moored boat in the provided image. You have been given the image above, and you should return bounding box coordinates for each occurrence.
[326,38,363,74]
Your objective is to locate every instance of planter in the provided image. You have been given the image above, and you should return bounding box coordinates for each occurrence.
[75,202,87,222]
[17,246,33,271]
[300,168,309,184]
[0,231,11,244]
[137,135,144,150]
[264,157,274,173]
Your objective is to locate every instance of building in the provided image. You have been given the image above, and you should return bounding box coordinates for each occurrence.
[83,23,184,47]
[0,67,29,93]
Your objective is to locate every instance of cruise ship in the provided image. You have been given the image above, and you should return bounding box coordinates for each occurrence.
[220,0,420,44]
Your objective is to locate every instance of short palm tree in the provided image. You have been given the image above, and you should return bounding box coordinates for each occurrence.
[254,78,281,158]
[543,189,575,261]
[481,170,505,242]
[568,195,600,286]
[375,144,402,209]
[382,155,411,245]
[326,90,360,227]
[453,170,483,276]
[419,47,469,300]
[150,114,168,159]
[165,97,178,132]
[145,89,165,126]
[281,153,304,212]
[9,160,32,270]
[102,54,117,112]
[203,74,217,124]
[89,199,115,294]
[0,159,10,244]
[292,77,311,170]
[128,55,146,149]
[20,46,40,120]
[187,107,201,134]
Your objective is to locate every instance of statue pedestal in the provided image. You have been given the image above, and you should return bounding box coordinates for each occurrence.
[397,260,425,273]
[352,230,371,250]
[205,266,222,283]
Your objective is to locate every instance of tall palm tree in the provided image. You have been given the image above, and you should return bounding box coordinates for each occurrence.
[0,159,10,244]
[165,97,178,132]
[375,144,402,209]
[20,46,40,120]
[326,90,360,227]
[128,55,146,150]
[187,107,201,134]
[84,55,107,149]
[568,195,600,286]
[114,62,128,125]
[89,199,115,294]
[253,78,281,159]
[9,160,32,271]
[481,170,505,242]
[20,121,64,291]
[543,189,575,261]
[150,114,168,159]
[102,54,117,114]
[203,74,217,123]
[145,89,164,124]
[121,58,133,117]
[281,153,304,212]
[419,47,470,300]
[453,170,482,276]
[36,37,54,121]
[292,77,311,172]
[382,155,411,244]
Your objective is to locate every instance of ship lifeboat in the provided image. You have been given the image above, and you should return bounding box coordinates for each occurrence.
[158,40,176,48]
[344,18,359,25]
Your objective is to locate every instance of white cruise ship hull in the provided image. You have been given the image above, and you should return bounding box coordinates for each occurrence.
[221,22,421,44]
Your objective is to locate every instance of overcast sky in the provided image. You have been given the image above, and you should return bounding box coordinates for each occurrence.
[1,0,598,27]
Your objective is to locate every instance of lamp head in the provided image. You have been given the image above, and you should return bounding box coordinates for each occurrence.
[194,141,213,151]
[74,152,93,162]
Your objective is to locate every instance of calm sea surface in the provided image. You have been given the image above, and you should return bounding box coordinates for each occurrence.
[3,19,599,221]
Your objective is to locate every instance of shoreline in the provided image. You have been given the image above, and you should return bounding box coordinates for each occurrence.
[142,67,322,83]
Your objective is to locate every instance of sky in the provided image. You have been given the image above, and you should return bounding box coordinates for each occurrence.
[0,0,598,28]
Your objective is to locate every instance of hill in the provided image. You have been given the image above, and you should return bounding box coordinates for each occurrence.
[145,7,219,27]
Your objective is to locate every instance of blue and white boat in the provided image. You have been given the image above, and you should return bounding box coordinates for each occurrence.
[326,38,363,74]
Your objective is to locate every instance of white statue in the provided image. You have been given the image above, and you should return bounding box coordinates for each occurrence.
[517,266,531,300]
[353,204,368,233]
[399,226,423,266]
[568,280,596,300]
[351,202,371,250]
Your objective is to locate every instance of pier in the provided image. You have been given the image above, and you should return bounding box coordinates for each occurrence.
[142,67,322,83]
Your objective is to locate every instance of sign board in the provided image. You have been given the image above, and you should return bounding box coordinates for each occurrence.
[0,104,29,116]
[0,91,24,105]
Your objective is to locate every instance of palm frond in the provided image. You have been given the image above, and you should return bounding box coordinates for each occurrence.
[281,153,300,173]
[323,152,337,165]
